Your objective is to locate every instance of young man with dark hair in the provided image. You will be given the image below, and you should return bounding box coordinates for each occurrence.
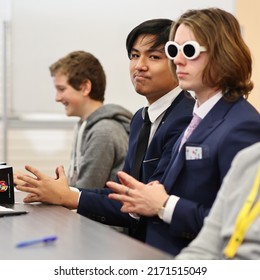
[16,19,195,247]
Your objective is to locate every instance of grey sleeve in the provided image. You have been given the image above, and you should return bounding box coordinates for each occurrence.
[74,120,128,189]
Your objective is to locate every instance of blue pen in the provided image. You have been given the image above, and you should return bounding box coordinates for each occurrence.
[16,235,57,248]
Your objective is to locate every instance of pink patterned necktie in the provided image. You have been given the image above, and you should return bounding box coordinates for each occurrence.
[180,113,201,149]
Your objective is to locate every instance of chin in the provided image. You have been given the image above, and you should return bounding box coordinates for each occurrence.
[136,91,146,97]
[65,112,73,117]
[178,83,190,91]
[65,108,72,116]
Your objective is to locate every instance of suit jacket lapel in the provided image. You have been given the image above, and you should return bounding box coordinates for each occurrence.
[187,98,234,144]
[162,97,235,192]
[161,134,185,191]
[155,90,190,132]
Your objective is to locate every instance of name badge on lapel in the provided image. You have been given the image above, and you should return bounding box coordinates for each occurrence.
[185,146,203,160]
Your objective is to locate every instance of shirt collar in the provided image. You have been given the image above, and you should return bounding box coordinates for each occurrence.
[143,86,185,123]
[194,91,222,119]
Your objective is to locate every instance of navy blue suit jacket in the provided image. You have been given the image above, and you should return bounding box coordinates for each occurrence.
[124,91,195,184]
[77,91,194,226]
[143,97,260,255]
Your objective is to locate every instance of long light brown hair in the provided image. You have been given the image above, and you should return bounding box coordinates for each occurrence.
[169,8,253,102]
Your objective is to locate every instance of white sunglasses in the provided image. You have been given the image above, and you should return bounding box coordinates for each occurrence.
[165,40,207,60]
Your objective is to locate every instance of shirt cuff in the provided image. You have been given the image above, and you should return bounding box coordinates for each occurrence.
[163,195,180,224]
[129,213,140,220]
[69,186,80,193]
[77,191,82,205]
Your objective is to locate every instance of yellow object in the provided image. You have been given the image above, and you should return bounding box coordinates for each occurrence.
[224,163,260,258]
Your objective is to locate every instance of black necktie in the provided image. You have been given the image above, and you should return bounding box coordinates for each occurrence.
[131,107,151,180]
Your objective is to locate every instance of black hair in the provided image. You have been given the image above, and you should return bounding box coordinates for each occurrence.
[126,19,173,59]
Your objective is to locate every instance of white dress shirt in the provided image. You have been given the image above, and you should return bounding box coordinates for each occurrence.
[163,91,223,223]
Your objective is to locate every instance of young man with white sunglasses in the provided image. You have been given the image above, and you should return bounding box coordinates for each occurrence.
[107,8,260,256]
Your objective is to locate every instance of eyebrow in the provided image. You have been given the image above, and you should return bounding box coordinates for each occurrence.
[131,47,165,54]
[55,84,66,89]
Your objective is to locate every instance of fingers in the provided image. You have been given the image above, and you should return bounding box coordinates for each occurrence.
[107,171,145,195]
[121,204,136,213]
[24,165,43,179]
[106,181,126,194]
[108,192,133,203]
[56,165,66,180]
[106,181,136,198]
[13,170,28,185]
[106,180,135,205]
[13,176,26,186]
[147,180,160,186]
[125,187,130,196]
[15,165,46,194]
[23,193,40,203]
[117,171,143,189]
[16,165,41,186]
[16,173,38,187]
[15,183,39,195]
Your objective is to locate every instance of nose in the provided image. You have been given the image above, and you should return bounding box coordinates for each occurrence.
[173,51,186,66]
[55,91,62,102]
[135,56,148,71]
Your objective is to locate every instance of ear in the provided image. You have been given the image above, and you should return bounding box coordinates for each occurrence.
[81,80,92,96]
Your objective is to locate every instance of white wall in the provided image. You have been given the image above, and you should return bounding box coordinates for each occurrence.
[1,0,236,174]
[9,0,235,115]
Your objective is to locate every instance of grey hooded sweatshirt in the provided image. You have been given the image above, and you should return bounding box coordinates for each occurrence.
[68,104,132,189]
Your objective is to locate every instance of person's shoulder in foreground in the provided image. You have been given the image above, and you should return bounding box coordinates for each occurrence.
[175,142,260,260]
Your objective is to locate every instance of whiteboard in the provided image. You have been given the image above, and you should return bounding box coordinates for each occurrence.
[10,0,235,115]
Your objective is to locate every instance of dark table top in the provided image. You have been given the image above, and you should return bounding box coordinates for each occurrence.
[1,191,172,260]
